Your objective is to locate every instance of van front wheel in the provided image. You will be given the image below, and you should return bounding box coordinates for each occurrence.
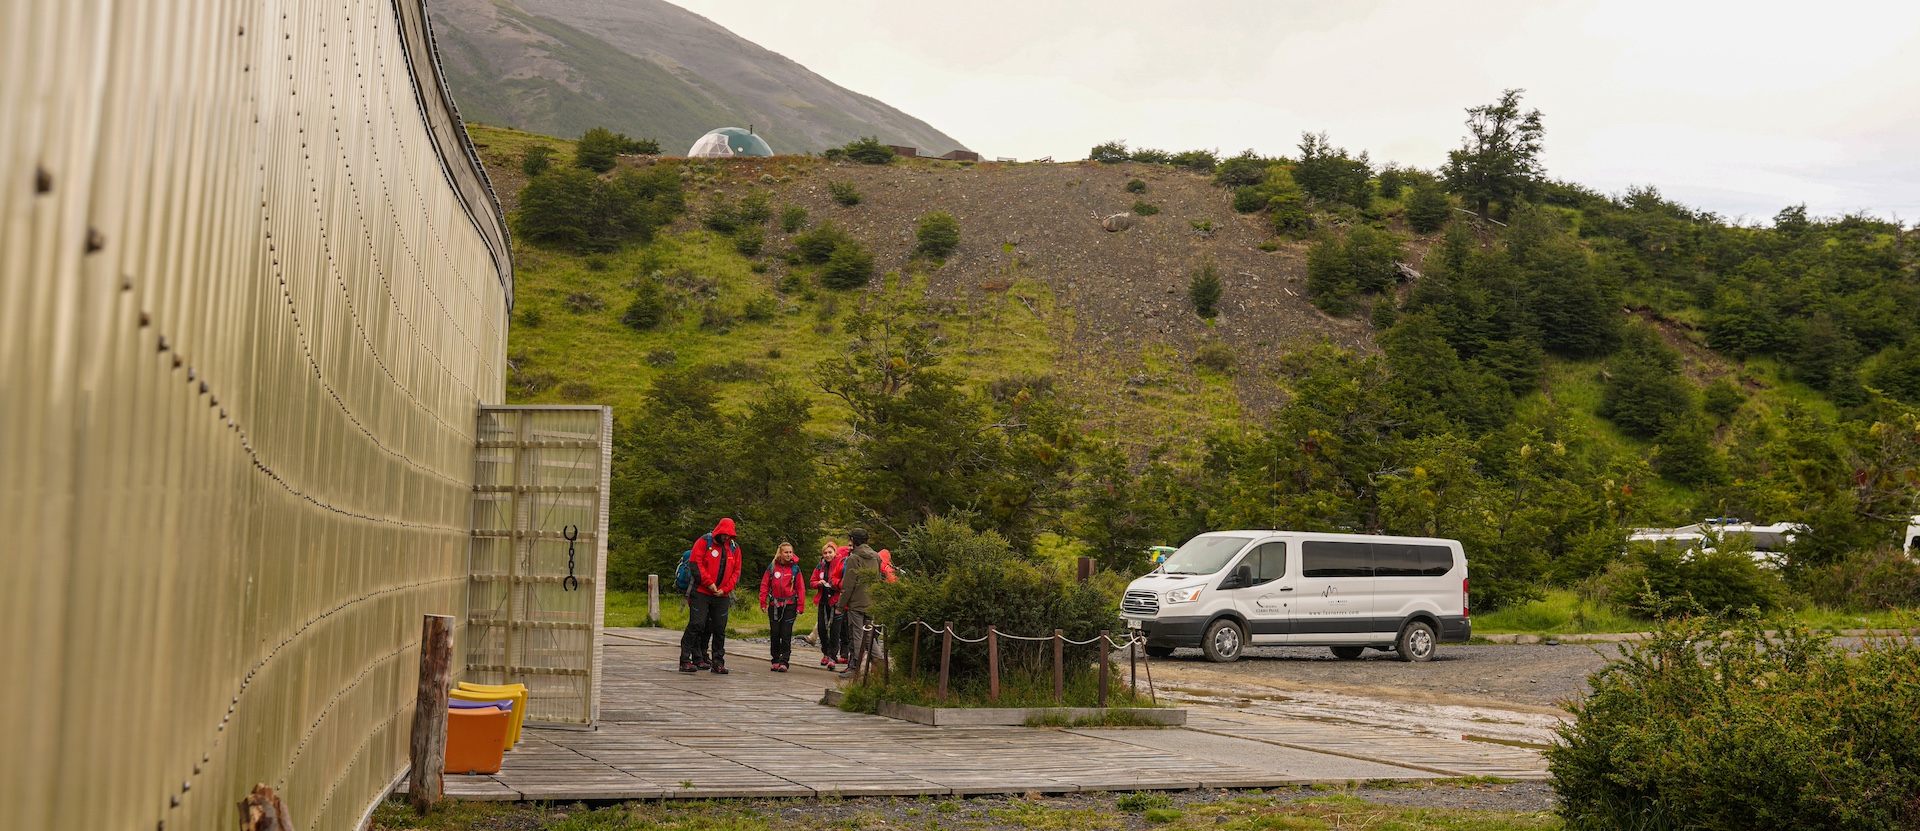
[1329,646,1365,660]
[1144,645,1176,659]
[1395,620,1436,663]
[1201,619,1244,663]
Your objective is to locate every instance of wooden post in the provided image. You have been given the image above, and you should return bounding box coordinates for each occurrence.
[1052,629,1064,703]
[880,625,890,685]
[408,614,454,814]
[987,625,1000,702]
[1130,634,1138,697]
[1076,557,1094,582]
[911,625,921,683]
[647,574,660,626]
[238,784,292,831]
[1098,629,1110,707]
[938,621,953,703]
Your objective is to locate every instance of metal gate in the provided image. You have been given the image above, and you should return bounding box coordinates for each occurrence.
[467,406,612,727]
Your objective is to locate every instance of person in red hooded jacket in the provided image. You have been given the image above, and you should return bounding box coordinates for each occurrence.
[680,518,742,674]
[758,542,806,671]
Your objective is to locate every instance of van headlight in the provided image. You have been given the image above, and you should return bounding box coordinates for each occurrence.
[1165,585,1203,604]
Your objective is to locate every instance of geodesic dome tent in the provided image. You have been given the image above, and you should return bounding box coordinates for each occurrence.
[688,127,773,157]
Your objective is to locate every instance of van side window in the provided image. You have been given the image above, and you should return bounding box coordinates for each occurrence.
[1256,542,1286,582]
[1418,545,1454,576]
[1374,543,1454,577]
[1302,541,1372,578]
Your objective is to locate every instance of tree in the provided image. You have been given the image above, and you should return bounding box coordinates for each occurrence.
[914,211,960,259]
[1088,140,1131,163]
[1293,132,1373,208]
[1405,179,1452,233]
[621,274,669,330]
[1444,89,1545,220]
[521,145,554,177]
[840,136,895,165]
[574,126,624,172]
[1599,332,1695,439]
[820,240,875,289]
[1188,259,1223,319]
[1213,151,1271,188]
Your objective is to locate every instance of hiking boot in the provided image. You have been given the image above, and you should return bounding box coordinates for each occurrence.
[772,664,787,673]
[819,656,833,667]
[710,664,730,675]
[679,661,697,673]
[695,659,712,671]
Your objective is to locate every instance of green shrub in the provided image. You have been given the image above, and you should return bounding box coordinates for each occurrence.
[1130,201,1160,216]
[914,211,960,259]
[828,180,861,206]
[1268,191,1311,237]
[840,136,895,165]
[793,223,854,264]
[1213,151,1270,188]
[558,381,596,401]
[572,127,656,172]
[514,164,685,251]
[1375,163,1406,200]
[644,348,676,367]
[1702,378,1745,420]
[1305,227,1405,315]
[1088,140,1130,163]
[779,204,809,233]
[874,517,1113,684]
[1231,186,1267,214]
[820,240,875,289]
[742,295,777,322]
[1796,547,1920,611]
[1549,615,1920,830]
[1124,178,1147,193]
[1143,809,1183,824]
[621,276,669,330]
[520,145,553,177]
[1193,341,1235,374]
[732,226,764,257]
[1168,149,1218,172]
[1405,180,1451,233]
[1594,539,1788,616]
[563,291,604,313]
[1188,258,1223,319]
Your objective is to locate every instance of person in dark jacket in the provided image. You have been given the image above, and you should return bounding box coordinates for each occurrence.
[680,518,742,674]
[759,542,806,671]
[836,529,883,679]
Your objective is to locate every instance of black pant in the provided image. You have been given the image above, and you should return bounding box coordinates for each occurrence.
[817,599,838,659]
[830,608,850,662]
[681,592,731,666]
[768,603,798,664]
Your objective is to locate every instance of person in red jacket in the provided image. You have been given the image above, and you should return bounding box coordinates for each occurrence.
[758,542,807,671]
[680,518,742,674]
[812,542,847,667]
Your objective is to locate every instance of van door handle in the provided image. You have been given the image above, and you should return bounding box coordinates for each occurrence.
[1276,586,1293,592]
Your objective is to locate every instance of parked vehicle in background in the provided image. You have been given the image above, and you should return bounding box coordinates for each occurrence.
[1627,518,1805,568]
[1120,531,1470,663]
[1906,516,1920,560]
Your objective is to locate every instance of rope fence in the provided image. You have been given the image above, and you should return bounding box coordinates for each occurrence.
[853,620,1156,706]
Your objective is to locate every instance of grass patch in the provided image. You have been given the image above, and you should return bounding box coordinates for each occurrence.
[1472,590,1642,635]
[838,669,1158,712]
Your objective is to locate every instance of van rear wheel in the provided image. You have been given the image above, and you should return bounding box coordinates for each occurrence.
[1200,619,1244,663]
[1329,646,1365,660]
[1395,620,1437,663]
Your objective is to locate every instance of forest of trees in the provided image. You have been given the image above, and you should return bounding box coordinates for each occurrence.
[523,105,1920,615]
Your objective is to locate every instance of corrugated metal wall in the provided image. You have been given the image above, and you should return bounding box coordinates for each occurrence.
[0,0,511,829]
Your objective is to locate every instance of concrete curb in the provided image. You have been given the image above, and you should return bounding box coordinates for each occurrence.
[1480,627,1918,644]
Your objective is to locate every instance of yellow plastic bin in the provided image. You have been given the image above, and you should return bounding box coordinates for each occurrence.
[455,682,529,747]
[450,689,525,750]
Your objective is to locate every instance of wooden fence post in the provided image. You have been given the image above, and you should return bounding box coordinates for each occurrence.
[1098,629,1110,707]
[1053,629,1064,703]
[1076,557,1094,582]
[987,626,1000,702]
[647,574,660,626]
[1130,633,1138,697]
[408,614,454,814]
[880,625,891,685]
[938,621,953,703]
[911,625,921,683]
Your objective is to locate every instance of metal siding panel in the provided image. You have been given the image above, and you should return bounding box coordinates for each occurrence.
[0,0,511,829]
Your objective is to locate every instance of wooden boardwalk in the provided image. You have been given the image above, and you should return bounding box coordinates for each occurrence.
[435,629,1547,801]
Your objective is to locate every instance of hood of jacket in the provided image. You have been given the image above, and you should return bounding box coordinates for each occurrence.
[711,517,736,538]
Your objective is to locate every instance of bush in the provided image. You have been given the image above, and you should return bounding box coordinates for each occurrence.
[1117,793,1174,812]
[558,381,597,401]
[1188,259,1223,319]
[520,145,554,177]
[820,240,875,289]
[645,348,677,367]
[1130,201,1159,216]
[1405,180,1451,233]
[621,276,669,330]
[1268,191,1311,237]
[1213,151,1270,188]
[742,295,778,322]
[793,223,855,264]
[779,204,809,233]
[1193,341,1235,373]
[572,127,656,172]
[514,164,685,251]
[1231,186,1267,214]
[1549,615,1920,830]
[563,291,604,313]
[874,518,1113,685]
[1168,149,1218,172]
[1124,178,1147,193]
[1797,547,1920,610]
[828,180,861,206]
[1593,540,1788,616]
[914,211,960,259]
[840,136,895,164]
[732,226,764,257]
[1375,163,1406,200]
[1088,140,1130,163]
[1305,227,1405,315]
[1702,378,1745,420]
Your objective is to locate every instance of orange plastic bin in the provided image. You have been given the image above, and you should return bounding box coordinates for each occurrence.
[443,707,511,774]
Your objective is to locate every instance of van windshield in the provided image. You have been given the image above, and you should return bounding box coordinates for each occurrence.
[1160,535,1256,575]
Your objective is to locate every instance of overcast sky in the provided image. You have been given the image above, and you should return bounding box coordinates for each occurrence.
[669,0,1920,223]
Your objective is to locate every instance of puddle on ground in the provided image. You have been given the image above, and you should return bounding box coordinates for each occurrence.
[1160,681,1565,747]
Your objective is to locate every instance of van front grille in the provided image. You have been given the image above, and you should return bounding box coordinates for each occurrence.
[1122,590,1160,616]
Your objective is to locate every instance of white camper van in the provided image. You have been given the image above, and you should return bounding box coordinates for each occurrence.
[1120,531,1470,663]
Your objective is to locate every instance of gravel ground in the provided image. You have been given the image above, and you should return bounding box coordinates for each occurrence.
[1147,643,1621,710]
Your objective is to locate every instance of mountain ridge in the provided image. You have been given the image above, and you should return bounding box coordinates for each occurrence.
[428,0,968,155]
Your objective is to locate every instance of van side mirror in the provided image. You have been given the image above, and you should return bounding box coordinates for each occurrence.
[1233,564,1253,588]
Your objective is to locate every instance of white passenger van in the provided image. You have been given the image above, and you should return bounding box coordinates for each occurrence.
[1120,531,1470,663]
